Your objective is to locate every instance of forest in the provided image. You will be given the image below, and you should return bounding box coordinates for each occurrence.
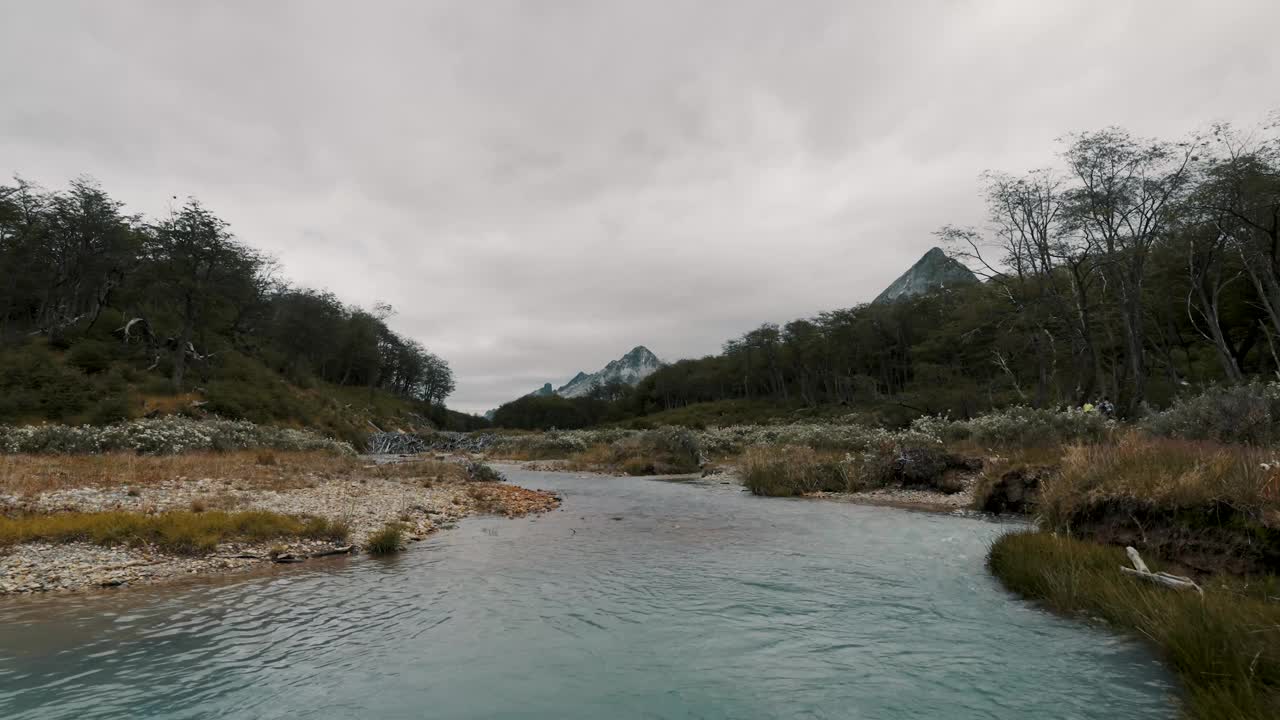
[496,119,1280,429]
[0,178,466,436]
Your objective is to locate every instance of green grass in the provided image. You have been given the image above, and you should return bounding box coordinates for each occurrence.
[364,522,404,555]
[0,339,452,445]
[0,510,349,555]
[989,531,1280,719]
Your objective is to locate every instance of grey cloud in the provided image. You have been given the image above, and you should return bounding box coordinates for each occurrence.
[3,0,1278,412]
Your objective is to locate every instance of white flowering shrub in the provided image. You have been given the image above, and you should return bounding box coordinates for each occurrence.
[1142,382,1280,446]
[911,406,1114,446]
[695,423,940,456]
[0,417,355,455]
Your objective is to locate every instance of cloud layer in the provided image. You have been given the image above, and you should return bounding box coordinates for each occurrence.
[3,1,1277,412]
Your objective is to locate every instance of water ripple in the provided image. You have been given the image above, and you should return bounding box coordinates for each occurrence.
[0,470,1177,719]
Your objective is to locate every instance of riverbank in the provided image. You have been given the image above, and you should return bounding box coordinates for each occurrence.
[989,531,1279,720]
[0,452,559,594]
[0,465,1177,719]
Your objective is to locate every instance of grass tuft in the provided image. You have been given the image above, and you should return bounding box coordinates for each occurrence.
[989,530,1280,719]
[740,445,852,496]
[365,522,403,555]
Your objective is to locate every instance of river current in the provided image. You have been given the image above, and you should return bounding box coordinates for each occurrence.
[0,468,1176,719]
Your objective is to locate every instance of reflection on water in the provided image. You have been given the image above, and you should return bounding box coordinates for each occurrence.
[0,469,1176,719]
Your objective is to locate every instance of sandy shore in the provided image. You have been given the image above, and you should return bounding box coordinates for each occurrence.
[1,456,558,595]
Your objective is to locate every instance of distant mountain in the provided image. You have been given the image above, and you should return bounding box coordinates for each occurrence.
[873,247,978,304]
[483,346,662,420]
[555,346,661,398]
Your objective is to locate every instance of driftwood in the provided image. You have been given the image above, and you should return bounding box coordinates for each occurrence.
[308,545,355,558]
[366,432,428,455]
[217,545,354,563]
[1121,546,1204,595]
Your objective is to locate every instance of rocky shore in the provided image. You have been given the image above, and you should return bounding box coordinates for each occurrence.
[1,456,559,595]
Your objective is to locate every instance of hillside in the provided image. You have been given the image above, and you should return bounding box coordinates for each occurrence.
[0,176,480,442]
[0,338,486,443]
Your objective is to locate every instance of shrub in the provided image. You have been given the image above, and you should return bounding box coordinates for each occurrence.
[696,423,940,457]
[852,440,975,493]
[912,406,1114,447]
[0,343,96,422]
[365,523,403,555]
[647,427,702,471]
[66,340,116,375]
[87,394,133,425]
[1143,382,1280,446]
[989,531,1280,720]
[465,460,505,483]
[0,417,355,455]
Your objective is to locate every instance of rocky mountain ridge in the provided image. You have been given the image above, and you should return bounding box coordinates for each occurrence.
[485,346,662,419]
[555,346,661,398]
[873,247,977,304]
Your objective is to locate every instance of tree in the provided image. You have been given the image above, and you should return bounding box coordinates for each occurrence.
[1063,129,1196,413]
[143,199,264,390]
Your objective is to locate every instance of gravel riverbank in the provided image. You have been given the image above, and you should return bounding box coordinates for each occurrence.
[1,455,559,595]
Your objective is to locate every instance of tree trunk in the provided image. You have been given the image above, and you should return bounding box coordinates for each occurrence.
[172,294,194,391]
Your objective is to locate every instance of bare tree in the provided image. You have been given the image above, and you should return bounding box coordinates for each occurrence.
[1063,128,1197,414]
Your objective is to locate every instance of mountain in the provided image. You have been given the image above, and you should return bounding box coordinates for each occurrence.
[483,346,662,419]
[873,247,978,304]
[556,346,661,398]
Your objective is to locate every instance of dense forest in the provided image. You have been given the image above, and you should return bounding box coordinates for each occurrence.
[0,177,475,438]
[496,120,1280,429]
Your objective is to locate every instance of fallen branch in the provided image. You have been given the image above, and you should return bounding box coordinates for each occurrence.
[308,545,355,558]
[1121,546,1204,596]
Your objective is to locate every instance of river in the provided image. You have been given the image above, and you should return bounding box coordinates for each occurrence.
[0,467,1176,719]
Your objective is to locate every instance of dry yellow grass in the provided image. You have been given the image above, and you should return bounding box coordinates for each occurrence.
[1039,433,1280,529]
[365,459,470,482]
[0,509,349,554]
[0,452,474,498]
[740,445,852,496]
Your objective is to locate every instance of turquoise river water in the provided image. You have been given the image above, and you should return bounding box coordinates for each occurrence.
[0,468,1177,719]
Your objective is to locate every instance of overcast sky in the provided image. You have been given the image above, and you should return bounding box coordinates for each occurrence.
[2,1,1278,413]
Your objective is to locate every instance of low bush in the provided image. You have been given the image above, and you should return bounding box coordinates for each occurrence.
[0,510,349,555]
[989,531,1280,720]
[562,428,703,475]
[0,417,355,455]
[0,343,98,422]
[1143,382,1280,446]
[696,423,940,457]
[912,406,1114,447]
[464,460,505,483]
[66,340,117,375]
[364,522,403,555]
[853,440,976,493]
